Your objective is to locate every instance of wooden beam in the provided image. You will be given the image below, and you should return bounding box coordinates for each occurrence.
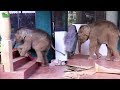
[0,11,13,72]
[95,63,120,74]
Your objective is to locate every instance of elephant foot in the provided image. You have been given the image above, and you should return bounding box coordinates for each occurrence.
[36,62,42,66]
[105,57,111,61]
[96,53,102,59]
[20,53,29,57]
[20,54,25,57]
[113,58,120,61]
[41,63,49,67]
[88,56,93,60]
[36,59,42,63]
[19,52,26,57]
[24,53,29,57]
[36,59,49,67]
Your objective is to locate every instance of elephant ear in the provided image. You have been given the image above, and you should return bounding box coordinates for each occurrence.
[79,25,90,36]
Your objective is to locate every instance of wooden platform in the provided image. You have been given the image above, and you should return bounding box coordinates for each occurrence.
[29,54,120,79]
[1,51,120,79]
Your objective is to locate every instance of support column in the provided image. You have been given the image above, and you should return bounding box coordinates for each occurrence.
[0,11,13,72]
[106,11,118,25]
[54,11,68,62]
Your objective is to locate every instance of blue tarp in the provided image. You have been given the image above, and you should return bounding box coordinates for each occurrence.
[64,25,78,54]
[117,38,120,52]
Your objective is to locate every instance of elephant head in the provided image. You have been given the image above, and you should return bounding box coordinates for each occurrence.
[77,25,90,53]
[78,25,91,44]
[12,28,31,48]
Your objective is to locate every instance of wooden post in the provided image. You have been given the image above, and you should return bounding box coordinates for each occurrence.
[0,11,13,72]
[54,11,68,62]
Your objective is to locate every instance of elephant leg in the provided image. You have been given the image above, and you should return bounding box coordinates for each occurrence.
[17,45,28,56]
[95,43,102,59]
[17,45,25,56]
[109,40,120,61]
[19,42,31,57]
[35,50,44,63]
[111,50,120,61]
[20,48,30,57]
[42,51,49,66]
[88,40,97,60]
[105,45,112,61]
[110,47,120,61]
[78,40,81,53]
[67,52,73,59]
[17,45,23,54]
[18,48,28,56]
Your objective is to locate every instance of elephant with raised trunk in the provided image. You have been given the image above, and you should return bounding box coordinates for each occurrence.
[78,20,120,61]
[13,27,65,66]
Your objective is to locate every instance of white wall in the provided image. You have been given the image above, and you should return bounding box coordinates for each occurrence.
[106,11,118,26]
[55,31,68,61]
[73,24,107,56]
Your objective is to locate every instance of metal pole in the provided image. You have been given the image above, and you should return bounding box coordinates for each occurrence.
[17,11,20,28]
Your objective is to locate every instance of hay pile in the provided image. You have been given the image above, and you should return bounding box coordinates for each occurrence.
[63,65,95,79]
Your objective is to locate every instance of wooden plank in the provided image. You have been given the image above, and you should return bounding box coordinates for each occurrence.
[95,63,120,74]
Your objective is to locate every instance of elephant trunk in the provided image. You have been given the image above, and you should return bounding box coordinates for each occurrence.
[12,38,16,49]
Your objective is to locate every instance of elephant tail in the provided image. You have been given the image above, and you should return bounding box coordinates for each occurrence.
[51,44,66,56]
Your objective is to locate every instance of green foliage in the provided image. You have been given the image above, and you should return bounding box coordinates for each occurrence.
[68,11,77,26]
[68,19,76,26]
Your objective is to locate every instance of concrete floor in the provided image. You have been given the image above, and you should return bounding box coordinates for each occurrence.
[29,54,120,79]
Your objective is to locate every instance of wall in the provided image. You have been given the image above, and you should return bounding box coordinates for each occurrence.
[54,11,68,61]
[35,11,52,35]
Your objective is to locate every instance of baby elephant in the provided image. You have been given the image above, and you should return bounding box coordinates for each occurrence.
[13,27,65,66]
[78,20,120,61]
